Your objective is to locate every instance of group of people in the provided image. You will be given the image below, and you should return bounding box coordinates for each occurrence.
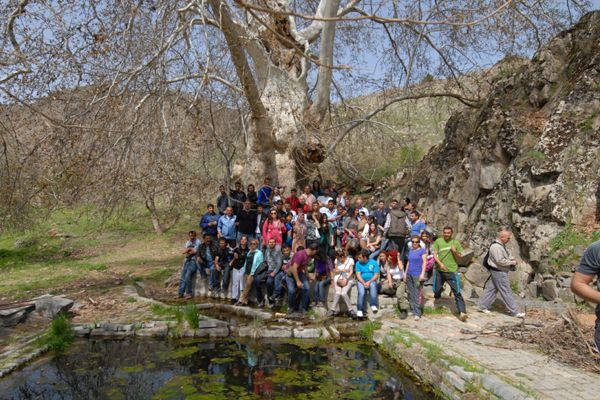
[178,178,528,321]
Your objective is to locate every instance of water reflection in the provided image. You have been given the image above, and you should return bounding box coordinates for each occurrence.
[0,339,435,399]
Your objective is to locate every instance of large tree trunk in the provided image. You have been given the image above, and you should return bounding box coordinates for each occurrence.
[243,67,309,188]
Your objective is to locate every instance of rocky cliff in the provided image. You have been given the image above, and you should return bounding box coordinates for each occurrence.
[400,11,600,301]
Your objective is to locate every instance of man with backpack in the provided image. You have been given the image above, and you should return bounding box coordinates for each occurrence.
[384,199,408,251]
[478,227,525,318]
[432,227,468,321]
[570,240,600,352]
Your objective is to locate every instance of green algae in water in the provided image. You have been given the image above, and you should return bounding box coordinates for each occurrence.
[0,338,438,400]
[158,345,199,359]
[210,356,235,364]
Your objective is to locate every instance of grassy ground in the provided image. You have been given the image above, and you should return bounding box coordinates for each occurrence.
[0,206,195,303]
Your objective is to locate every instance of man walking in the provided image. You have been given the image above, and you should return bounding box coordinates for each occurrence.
[478,228,525,318]
[178,231,200,298]
[571,240,600,352]
[432,227,468,321]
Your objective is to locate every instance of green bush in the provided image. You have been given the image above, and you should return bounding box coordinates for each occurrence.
[42,314,75,352]
[183,303,199,329]
[358,321,382,341]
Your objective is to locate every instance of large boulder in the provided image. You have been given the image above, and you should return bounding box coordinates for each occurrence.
[541,279,559,301]
[0,304,35,327]
[464,263,490,288]
[35,295,74,318]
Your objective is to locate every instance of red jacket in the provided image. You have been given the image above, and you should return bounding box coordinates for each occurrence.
[262,219,286,246]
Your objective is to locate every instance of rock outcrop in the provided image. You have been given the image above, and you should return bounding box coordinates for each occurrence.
[399,12,600,298]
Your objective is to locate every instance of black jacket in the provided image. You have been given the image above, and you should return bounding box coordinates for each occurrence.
[197,241,219,263]
[237,209,257,234]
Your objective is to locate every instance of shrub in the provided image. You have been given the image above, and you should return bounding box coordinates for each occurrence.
[43,314,75,352]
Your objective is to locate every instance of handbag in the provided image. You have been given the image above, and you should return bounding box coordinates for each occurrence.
[314,226,321,239]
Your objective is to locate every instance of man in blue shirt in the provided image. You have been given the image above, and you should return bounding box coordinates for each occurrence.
[199,204,220,240]
[355,249,380,318]
[257,177,273,209]
[218,207,237,247]
[409,211,427,237]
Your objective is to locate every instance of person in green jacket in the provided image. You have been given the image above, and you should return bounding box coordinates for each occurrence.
[432,226,468,322]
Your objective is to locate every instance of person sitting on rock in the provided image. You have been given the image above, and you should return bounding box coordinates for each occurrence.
[214,237,234,299]
[477,227,525,318]
[285,243,318,317]
[178,230,200,299]
[265,238,284,308]
[231,236,249,305]
[235,239,264,307]
[355,249,380,318]
[375,250,408,319]
[433,227,468,322]
[197,234,218,289]
[571,240,600,353]
[328,248,356,318]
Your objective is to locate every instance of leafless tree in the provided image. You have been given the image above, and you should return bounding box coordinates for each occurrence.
[0,0,591,229]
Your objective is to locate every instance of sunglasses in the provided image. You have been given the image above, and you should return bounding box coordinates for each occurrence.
[411,240,420,244]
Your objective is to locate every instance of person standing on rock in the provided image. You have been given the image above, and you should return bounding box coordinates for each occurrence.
[178,230,201,299]
[405,236,427,320]
[218,207,238,248]
[478,228,525,318]
[432,227,468,322]
[384,199,408,252]
[571,240,600,352]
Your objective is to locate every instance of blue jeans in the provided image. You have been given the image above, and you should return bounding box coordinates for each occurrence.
[314,277,331,304]
[357,280,378,312]
[267,271,286,299]
[178,259,197,296]
[198,259,213,281]
[286,272,309,312]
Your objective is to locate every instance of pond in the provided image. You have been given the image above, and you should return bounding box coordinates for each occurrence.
[0,338,437,399]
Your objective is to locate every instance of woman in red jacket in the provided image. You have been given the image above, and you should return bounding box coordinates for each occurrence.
[262,209,286,249]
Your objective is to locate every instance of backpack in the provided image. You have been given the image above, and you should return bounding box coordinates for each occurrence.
[482,242,502,270]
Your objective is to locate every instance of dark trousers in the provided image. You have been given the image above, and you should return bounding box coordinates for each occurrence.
[286,272,309,312]
[433,270,466,314]
[406,276,424,317]
[387,236,405,253]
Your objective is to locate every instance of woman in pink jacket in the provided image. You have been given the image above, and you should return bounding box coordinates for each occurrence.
[262,209,287,249]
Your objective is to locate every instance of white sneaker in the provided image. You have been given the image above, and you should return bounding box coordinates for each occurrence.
[514,312,526,318]
[414,315,420,321]
[356,310,364,318]
[478,308,491,314]
[371,305,378,313]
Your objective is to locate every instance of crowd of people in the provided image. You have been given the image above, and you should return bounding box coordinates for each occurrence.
[178,178,527,321]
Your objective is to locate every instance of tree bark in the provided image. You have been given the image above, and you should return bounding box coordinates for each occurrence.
[145,194,163,234]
